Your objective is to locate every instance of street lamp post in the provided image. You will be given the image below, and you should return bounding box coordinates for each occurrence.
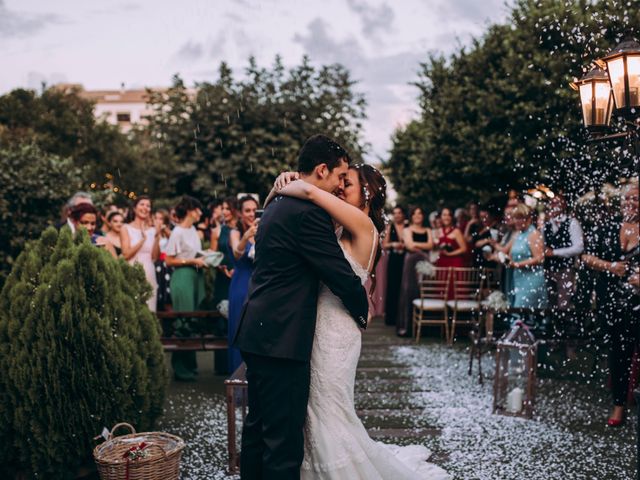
[571,35,640,158]
[571,34,639,479]
[636,387,640,480]
[570,65,614,135]
[596,37,640,119]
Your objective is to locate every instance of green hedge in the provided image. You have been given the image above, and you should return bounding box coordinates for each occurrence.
[0,228,168,479]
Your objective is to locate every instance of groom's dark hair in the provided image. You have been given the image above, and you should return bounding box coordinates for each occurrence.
[297,134,351,174]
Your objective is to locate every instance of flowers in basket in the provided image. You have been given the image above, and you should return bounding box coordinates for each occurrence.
[122,442,149,461]
[217,299,229,319]
[415,260,436,278]
[484,290,509,311]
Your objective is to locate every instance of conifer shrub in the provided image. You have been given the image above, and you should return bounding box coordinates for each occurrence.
[0,228,168,479]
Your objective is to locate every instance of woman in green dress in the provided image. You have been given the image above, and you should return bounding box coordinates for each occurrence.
[164,196,209,381]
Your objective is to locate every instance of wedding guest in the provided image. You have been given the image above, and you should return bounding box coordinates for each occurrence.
[581,180,639,427]
[433,207,468,303]
[434,207,468,269]
[121,196,161,312]
[543,193,584,336]
[492,196,520,304]
[210,197,238,305]
[470,204,500,269]
[464,202,482,244]
[164,196,208,381]
[455,207,471,237]
[468,202,480,224]
[227,195,259,373]
[69,203,116,257]
[99,204,119,236]
[396,206,434,337]
[383,205,406,326]
[572,192,606,330]
[58,191,93,233]
[209,197,238,374]
[154,209,172,251]
[196,211,210,242]
[209,200,224,228]
[154,208,173,312]
[505,204,547,309]
[428,210,441,230]
[105,210,124,257]
[368,242,388,319]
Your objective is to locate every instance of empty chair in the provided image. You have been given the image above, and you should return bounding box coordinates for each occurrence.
[447,267,484,345]
[412,267,452,342]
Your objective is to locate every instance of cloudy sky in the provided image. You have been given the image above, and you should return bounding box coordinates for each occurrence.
[0,0,512,162]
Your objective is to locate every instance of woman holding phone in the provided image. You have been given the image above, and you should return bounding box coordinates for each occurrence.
[227,195,259,373]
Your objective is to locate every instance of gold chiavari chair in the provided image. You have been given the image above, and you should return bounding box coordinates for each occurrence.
[412,267,452,343]
[447,267,484,345]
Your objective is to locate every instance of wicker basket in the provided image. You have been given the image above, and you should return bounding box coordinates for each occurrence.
[93,423,185,480]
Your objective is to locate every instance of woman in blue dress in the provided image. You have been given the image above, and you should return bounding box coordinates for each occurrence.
[507,204,548,309]
[227,195,259,373]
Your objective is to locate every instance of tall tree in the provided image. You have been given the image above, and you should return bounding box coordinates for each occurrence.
[0,145,82,281]
[387,0,639,208]
[146,56,368,202]
[0,86,174,200]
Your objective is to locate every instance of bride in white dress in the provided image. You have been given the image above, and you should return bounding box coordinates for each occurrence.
[273,165,450,480]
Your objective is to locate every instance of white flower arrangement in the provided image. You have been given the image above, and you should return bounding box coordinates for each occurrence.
[484,290,509,311]
[415,260,436,278]
[217,300,229,319]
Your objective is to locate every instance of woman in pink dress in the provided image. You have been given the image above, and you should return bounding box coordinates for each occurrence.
[121,195,162,312]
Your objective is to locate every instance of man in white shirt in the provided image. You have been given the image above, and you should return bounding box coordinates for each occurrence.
[543,194,583,321]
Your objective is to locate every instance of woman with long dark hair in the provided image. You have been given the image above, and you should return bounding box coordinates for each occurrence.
[434,207,468,269]
[105,210,124,257]
[396,206,434,336]
[70,203,117,257]
[383,205,407,326]
[227,195,259,374]
[582,180,639,426]
[210,197,238,304]
[121,195,162,311]
[271,164,449,479]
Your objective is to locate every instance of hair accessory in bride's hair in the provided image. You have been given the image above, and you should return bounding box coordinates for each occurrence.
[362,184,371,207]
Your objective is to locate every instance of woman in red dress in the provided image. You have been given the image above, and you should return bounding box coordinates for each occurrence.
[434,207,468,298]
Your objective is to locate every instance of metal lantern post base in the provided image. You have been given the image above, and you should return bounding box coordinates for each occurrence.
[635,387,640,480]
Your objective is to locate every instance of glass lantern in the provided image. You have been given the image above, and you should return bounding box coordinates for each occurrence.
[596,36,640,118]
[493,321,538,419]
[570,65,613,133]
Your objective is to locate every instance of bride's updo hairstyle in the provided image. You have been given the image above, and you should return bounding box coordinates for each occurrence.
[351,163,387,234]
[351,164,387,292]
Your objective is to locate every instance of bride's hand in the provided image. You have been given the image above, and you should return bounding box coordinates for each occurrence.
[274,171,300,190]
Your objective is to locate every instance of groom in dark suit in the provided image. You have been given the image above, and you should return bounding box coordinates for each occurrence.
[234,134,369,480]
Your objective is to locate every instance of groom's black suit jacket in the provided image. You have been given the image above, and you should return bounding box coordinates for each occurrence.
[233,196,369,362]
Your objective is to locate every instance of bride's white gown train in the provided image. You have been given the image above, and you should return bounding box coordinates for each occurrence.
[301,229,451,480]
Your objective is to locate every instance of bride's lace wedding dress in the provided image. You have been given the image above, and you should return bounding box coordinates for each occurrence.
[301,227,451,480]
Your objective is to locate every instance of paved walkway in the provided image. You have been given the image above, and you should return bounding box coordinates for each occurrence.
[158,320,637,479]
[355,322,444,459]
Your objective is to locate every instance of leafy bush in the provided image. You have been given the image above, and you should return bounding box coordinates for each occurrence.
[0,144,83,283]
[0,228,168,479]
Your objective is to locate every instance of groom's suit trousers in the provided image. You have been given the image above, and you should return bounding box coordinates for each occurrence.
[240,352,310,480]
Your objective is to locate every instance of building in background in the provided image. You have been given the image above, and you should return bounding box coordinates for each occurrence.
[55,83,176,132]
